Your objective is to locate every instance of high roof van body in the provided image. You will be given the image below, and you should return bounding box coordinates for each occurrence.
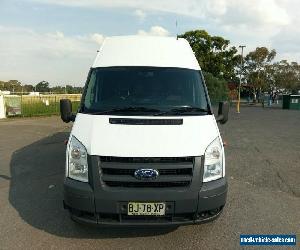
[60,36,229,225]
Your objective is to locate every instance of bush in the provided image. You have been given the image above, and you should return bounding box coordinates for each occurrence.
[202,72,229,104]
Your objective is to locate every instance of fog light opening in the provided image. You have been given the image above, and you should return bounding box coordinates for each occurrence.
[209,208,220,216]
[198,206,223,220]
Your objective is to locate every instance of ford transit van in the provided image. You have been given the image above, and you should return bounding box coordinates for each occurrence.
[60,36,229,226]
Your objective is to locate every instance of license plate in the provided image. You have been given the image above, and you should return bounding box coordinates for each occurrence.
[127,202,166,216]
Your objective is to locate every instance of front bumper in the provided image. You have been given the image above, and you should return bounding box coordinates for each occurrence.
[63,177,227,226]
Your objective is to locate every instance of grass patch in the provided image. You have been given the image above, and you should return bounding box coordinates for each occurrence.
[20,101,80,117]
[5,95,81,118]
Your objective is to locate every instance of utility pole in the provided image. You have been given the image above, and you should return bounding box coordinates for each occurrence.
[237,45,246,113]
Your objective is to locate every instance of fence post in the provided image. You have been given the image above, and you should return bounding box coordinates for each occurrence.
[0,95,6,119]
[21,94,23,117]
[55,96,57,113]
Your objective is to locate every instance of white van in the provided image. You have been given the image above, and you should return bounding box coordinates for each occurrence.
[60,36,229,226]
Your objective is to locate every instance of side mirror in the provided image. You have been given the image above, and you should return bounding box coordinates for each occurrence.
[216,101,229,124]
[60,99,76,123]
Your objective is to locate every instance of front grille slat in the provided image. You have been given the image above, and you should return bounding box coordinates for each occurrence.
[100,156,193,164]
[104,181,190,188]
[101,162,192,170]
[99,156,195,188]
[102,175,192,183]
[102,168,192,176]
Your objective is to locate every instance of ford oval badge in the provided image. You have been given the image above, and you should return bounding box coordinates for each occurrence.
[134,169,159,180]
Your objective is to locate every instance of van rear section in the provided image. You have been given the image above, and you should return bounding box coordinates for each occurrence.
[60,36,229,226]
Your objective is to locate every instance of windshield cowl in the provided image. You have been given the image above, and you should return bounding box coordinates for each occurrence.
[80,106,211,116]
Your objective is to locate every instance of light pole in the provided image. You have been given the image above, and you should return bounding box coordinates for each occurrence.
[237,45,246,113]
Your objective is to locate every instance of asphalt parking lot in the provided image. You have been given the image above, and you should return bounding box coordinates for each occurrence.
[0,106,299,249]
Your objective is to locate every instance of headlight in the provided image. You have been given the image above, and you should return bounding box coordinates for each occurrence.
[203,137,223,182]
[67,136,88,182]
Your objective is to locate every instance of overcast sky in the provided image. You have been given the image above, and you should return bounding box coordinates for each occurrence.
[0,0,299,86]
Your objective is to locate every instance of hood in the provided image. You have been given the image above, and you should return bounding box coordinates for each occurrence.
[71,113,220,157]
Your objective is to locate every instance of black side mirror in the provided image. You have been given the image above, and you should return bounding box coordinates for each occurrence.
[216,101,229,124]
[60,99,76,123]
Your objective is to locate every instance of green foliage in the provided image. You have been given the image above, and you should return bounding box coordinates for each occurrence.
[4,94,81,117]
[0,80,22,92]
[23,84,34,92]
[243,47,277,99]
[269,60,300,93]
[21,101,80,117]
[0,80,83,94]
[203,72,229,103]
[179,30,239,81]
[1,29,299,99]
[35,81,50,92]
[50,85,83,94]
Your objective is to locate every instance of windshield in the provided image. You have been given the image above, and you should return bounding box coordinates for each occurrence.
[81,67,210,116]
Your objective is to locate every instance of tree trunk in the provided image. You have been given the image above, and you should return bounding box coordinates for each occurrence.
[252,90,257,103]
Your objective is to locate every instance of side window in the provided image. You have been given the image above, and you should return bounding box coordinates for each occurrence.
[84,70,97,109]
[192,72,206,108]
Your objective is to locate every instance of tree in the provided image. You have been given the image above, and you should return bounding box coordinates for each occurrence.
[1,80,84,94]
[0,80,22,92]
[23,84,34,92]
[270,60,300,93]
[203,71,229,103]
[179,30,240,81]
[51,85,83,94]
[35,81,50,92]
[66,85,74,94]
[51,86,65,93]
[244,47,276,101]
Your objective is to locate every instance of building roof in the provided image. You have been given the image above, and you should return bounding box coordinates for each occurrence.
[92,36,200,70]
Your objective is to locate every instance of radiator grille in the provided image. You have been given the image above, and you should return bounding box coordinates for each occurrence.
[102,168,192,176]
[100,157,194,188]
[104,181,190,188]
[100,156,193,163]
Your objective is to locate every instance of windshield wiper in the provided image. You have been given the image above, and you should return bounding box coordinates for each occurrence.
[171,106,209,113]
[87,107,161,115]
[154,106,209,116]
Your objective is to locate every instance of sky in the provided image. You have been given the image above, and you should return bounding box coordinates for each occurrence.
[0,0,299,86]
